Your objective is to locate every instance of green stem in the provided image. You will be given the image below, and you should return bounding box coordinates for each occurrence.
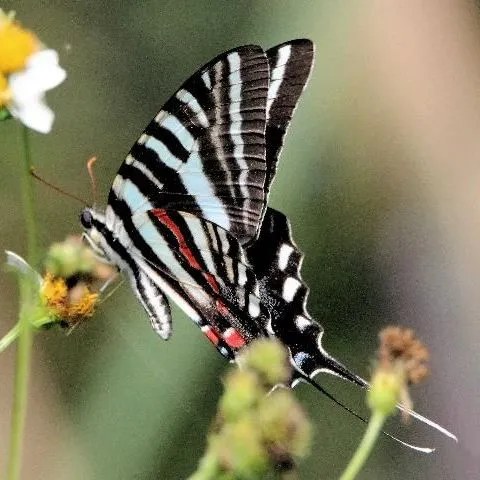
[20,126,37,265]
[0,315,52,354]
[338,411,386,480]
[0,324,20,353]
[7,302,34,480]
[7,126,38,480]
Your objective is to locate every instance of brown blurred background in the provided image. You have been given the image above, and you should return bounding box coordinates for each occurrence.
[0,1,479,478]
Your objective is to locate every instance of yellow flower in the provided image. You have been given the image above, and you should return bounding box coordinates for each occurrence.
[40,236,116,327]
[6,237,112,331]
[41,272,99,327]
[0,11,40,74]
[41,272,68,311]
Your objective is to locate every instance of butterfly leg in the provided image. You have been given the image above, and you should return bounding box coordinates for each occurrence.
[99,271,121,293]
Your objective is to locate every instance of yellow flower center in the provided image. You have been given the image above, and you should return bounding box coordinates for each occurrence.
[67,284,99,319]
[0,73,11,106]
[41,273,68,310]
[41,273,99,325]
[0,14,39,74]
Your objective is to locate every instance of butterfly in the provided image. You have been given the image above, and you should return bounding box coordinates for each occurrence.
[81,38,357,385]
[78,40,456,446]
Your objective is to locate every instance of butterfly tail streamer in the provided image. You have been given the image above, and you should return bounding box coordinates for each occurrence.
[246,207,457,446]
[302,353,458,446]
[395,403,458,442]
[310,345,370,389]
[297,371,436,453]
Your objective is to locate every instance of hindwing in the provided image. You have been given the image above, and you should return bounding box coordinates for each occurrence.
[127,209,269,357]
[246,207,351,383]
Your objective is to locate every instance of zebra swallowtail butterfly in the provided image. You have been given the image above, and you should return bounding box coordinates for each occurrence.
[81,38,360,388]
[79,40,455,445]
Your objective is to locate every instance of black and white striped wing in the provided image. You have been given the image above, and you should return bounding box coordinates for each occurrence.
[129,268,172,339]
[129,208,269,356]
[264,40,314,196]
[245,207,313,330]
[107,39,314,247]
[246,208,360,385]
[98,39,315,355]
[107,45,270,246]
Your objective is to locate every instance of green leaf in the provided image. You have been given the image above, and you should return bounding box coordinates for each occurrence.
[0,107,12,121]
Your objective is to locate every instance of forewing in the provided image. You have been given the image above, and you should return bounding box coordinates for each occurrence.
[263,39,314,196]
[108,45,270,245]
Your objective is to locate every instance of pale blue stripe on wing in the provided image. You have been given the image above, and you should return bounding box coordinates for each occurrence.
[122,178,153,212]
[145,136,183,171]
[162,115,195,151]
[182,151,231,231]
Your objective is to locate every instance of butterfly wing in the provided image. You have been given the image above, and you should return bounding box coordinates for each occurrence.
[264,39,314,197]
[129,267,172,339]
[245,207,312,333]
[100,39,315,357]
[246,207,367,387]
[107,45,270,246]
[107,40,314,248]
[126,208,269,358]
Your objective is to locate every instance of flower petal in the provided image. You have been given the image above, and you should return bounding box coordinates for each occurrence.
[5,48,65,133]
[26,49,60,68]
[9,98,54,133]
[9,69,45,101]
[25,49,66,91]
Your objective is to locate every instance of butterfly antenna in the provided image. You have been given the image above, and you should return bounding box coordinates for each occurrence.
[298,372,435,453]
[30,167,90,207]
[87,156,98,207]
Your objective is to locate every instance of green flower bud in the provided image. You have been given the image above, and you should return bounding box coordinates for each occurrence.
[367,368,404,417]
[220,370,262,423]
[218,419,269,479]
[44,237,96,279]
[258,390,311,459]
[241,338,291,387]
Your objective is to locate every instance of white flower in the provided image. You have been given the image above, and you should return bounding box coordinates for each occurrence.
[7,49,66,133]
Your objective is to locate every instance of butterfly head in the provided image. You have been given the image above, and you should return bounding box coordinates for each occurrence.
[80,208,94,230]
[80,207,110,260]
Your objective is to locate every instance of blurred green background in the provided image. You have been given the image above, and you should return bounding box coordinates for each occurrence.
[1,1,479,479]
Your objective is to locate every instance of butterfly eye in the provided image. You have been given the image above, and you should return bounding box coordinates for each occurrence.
[80,209,93,229]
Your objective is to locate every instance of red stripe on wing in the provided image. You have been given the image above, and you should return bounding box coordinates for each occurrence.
[201,325,220,346]
[153,209,202,270]
[153,209,222,294]
[223,327,246,349]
